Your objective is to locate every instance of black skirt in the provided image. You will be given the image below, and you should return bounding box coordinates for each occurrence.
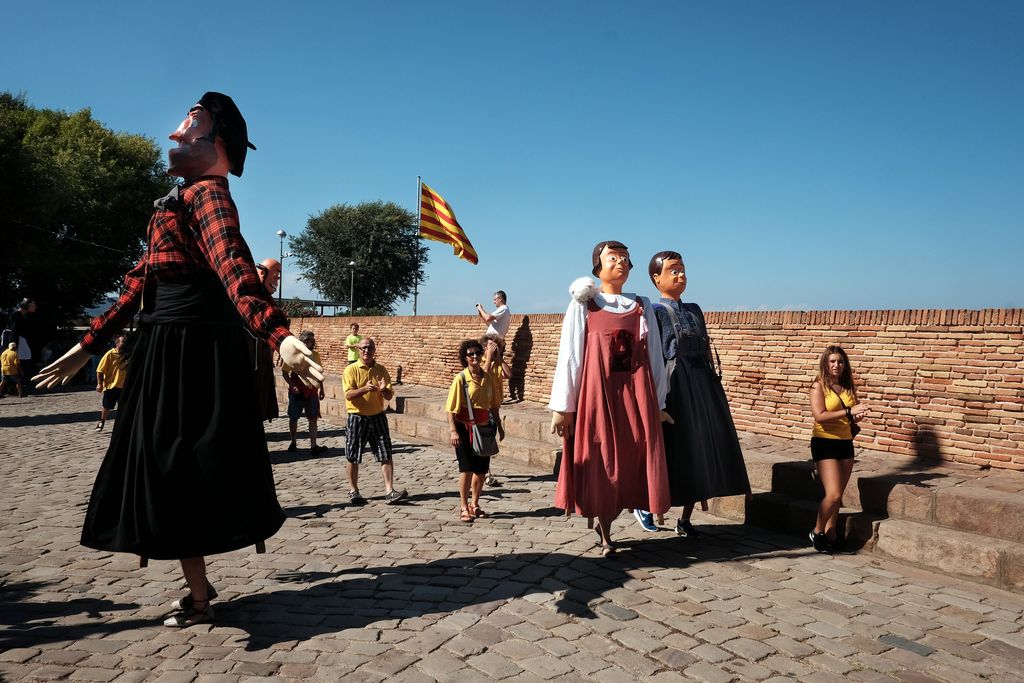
[454,423,490,474]
[81,274,285,560]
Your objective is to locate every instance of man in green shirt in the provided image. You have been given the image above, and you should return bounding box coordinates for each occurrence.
[345,323,362,365]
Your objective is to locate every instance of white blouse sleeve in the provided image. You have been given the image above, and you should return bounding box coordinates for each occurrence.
[548,298,587,413]
[640,296,668,410]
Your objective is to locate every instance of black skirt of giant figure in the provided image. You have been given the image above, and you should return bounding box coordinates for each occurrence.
[657,301,751,505]
[81,271,284,559]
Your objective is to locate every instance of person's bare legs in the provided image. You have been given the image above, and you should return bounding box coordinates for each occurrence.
[469,473,484,509]
[458,472,472,517]
[596,514,616,554]
[381,461,394,493]
[348,462,360,494]
[827,459,855,539]
[180,557,209,604]
[309,416,319,448]
[814,459,846,537]
[288,419,298,448]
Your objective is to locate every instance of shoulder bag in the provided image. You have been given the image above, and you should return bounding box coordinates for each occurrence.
[461,372,499,457]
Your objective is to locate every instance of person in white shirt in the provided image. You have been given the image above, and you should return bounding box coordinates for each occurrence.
[475,291,511,340]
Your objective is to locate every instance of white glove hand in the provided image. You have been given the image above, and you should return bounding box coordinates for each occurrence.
[279,335,324,388]
[34,343,92,390]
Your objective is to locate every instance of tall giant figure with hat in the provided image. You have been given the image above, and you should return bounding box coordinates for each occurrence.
[35,92,323,627]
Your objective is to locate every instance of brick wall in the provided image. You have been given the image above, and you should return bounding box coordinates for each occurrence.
[292,309,1024,471]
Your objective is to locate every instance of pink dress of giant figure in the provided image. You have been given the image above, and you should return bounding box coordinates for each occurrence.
[549,240,671,556]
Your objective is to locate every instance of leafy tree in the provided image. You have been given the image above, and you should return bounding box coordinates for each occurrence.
[290,201,427,315]
[0,92,174,350]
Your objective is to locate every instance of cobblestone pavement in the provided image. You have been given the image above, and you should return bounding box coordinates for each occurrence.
[2,388,1024,682]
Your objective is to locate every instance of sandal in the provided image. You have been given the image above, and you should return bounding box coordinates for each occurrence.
[460,507,474,523]
[163,600,214,627]
[171,581,219,611]
[600,544,617,558]
[472,504,487,518]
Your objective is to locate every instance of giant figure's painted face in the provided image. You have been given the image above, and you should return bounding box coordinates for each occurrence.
[168,105,219,179]
[598,246,631,288]
[653,257,687,300]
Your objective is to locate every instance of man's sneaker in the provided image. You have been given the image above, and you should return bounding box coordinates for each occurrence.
[633,509,658,532]
[676,518,701,538]
[383,489,408,505]
[348,491,367,505]
[286,441,297,452]
[809,531,830,553]
[485,474,502,487]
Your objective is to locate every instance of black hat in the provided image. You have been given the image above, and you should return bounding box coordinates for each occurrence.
[198,92,257,177]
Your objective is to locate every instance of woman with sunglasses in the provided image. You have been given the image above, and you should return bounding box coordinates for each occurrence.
[446,339,502,522]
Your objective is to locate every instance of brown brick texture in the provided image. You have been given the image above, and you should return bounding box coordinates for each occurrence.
[292,308,1024,472]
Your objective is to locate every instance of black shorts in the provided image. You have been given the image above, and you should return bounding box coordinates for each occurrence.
[101,388,122,410]
[811,437,854,462]
[454,423,490,474]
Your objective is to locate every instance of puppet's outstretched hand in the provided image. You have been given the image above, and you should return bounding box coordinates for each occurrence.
[660,410,674,424]
[279,336,325,388]
[551,411,575,439]
[33,343,91,390]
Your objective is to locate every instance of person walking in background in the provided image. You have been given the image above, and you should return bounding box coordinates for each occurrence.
[342,338,407,505]
[94,334,128,432]
[8,298,37,393]
[345,323,363,365]
[0,342,24,398]
[446,339,502,522]
[809,345,869,553]
[475,291,511,340]
[251,258,282,422]
[643,251,751,537]
[284,330,328,455]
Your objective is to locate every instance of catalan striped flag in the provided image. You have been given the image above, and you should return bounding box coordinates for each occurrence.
[419,182,479,265]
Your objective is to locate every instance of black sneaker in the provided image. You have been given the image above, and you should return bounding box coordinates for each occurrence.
[383,489,408,505]
[349,491,367,505]
[485,474,502,487]
[676,519,701,538]
[809,531,830,553]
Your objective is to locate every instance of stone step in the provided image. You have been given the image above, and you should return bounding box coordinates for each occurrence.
[386,413,560,474]
[741,451,1024,545]
[398,395,563,447]
[872,518,1024,592]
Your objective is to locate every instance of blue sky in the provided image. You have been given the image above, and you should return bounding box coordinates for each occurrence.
[5,1,1022,314]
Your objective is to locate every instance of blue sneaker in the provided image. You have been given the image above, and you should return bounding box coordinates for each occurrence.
[633,509,657,532]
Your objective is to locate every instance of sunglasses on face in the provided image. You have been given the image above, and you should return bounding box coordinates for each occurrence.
[465,351,482,358]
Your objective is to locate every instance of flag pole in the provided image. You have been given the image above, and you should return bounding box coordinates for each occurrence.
[414,175,422,317]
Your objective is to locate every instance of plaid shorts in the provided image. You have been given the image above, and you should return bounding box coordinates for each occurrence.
[345,412,394,464]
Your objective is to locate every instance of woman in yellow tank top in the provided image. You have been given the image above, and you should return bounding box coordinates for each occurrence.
[809,345,869,553]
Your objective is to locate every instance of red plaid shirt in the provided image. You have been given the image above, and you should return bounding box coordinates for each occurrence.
[81,176,290,354]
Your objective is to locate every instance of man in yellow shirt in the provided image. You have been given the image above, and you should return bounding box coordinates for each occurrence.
[95,334,127,431]
[343,338,407,505]
[1,342,24,398]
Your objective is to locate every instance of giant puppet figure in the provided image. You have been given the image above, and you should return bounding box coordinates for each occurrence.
[549,240,671,556]
[648,251,750,537]
[34,93,323,627]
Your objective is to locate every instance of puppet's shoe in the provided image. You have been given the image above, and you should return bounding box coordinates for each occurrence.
[676,519,701,538]
[163,601,214,627]
[633,509,657,532]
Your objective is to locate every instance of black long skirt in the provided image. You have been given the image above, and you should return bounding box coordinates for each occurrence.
[81,280,284,560]
[663,355,751,506]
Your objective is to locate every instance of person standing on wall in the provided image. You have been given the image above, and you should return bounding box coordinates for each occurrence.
[809,345,869,553]
[476,291,511,340]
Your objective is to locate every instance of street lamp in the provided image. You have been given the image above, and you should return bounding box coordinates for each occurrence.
[275,230,287,306]
[348,260,356,316]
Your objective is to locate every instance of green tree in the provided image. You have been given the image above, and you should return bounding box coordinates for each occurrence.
[0,92,174,346]
[290,201,427,315]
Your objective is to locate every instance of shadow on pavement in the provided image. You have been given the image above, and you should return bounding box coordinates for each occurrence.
[0,410,98,428]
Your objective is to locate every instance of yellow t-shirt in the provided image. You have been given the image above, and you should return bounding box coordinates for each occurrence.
[345,334,362,362]
[96,349,127,391]
[343,360,392,416]
[1,349,20,376]
[445,368,499,425]
[812,384,857,440]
